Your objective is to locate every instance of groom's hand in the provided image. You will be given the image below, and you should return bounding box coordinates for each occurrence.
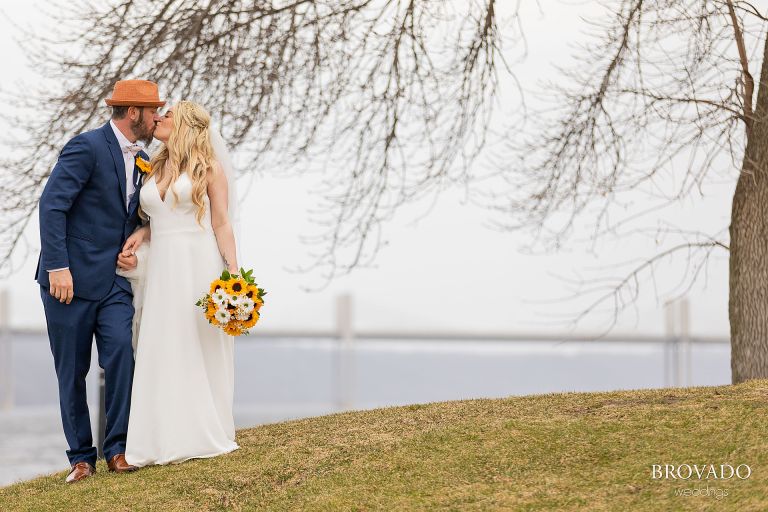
[117,252,138,271]
[49,269,74,304]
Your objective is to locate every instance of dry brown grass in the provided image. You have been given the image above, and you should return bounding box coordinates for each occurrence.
[2,380,767,511]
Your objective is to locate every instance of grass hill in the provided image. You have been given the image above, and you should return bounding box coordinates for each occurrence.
[2,380,768,511]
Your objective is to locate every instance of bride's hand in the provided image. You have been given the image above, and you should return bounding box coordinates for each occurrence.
[123,225,150,255]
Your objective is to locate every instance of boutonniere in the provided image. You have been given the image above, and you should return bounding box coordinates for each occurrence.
[135,156,151,174]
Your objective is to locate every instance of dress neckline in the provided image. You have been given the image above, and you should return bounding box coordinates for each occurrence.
[154,172,187,203]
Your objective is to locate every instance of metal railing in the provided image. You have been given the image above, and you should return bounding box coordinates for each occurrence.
[0,291,728,459]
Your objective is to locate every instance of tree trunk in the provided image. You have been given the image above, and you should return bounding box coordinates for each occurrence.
[730,34,768,383]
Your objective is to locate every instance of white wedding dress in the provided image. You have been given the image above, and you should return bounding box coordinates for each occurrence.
[125,171,239,466]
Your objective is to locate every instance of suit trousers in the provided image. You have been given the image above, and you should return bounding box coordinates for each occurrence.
[40,279,135,466]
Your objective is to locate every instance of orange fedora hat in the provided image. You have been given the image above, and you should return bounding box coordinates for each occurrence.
[104,79,166,107]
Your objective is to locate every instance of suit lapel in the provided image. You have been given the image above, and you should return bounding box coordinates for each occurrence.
[102,122,128,213]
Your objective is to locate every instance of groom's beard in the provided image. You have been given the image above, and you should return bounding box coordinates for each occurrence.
[131,110,155,146]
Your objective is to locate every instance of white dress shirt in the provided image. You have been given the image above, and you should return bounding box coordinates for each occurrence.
[47,122,144,273]
[110,120,144,210]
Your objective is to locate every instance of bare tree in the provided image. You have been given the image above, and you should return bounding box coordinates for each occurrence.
[0,0,513,285]
[6,0,767,383]
[476,0,768,382]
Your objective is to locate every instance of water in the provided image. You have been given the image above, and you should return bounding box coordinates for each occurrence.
[0,333,730,486]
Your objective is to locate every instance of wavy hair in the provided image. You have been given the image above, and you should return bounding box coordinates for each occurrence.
[146,100,215,226]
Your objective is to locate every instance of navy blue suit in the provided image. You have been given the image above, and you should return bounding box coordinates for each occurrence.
[35,121,147,466]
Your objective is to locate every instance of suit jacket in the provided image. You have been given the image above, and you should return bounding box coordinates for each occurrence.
[35,121,147,300]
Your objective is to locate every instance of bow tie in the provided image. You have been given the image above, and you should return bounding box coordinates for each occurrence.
[122,143,143,157]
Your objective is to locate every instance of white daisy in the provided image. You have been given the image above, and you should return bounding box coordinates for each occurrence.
[212,288,228,306]
[240,297,255,313]
[215,308,231,323]
[229,293,242,305]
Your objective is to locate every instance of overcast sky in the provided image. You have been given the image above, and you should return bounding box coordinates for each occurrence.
[0,1,746,337]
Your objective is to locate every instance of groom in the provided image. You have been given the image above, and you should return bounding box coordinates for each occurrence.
[35,80,164,483]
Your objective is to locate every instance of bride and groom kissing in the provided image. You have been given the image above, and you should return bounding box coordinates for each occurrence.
[35,80,241,483]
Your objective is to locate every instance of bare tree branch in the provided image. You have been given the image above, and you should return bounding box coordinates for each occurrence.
[476,0,766,327]
[0,0,515,287]
[530,229,729,338]
[727,0,755,133]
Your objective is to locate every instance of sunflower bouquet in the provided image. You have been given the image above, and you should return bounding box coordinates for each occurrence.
[195,268,266,336]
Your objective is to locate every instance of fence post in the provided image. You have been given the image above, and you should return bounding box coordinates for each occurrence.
[679,298,691,386]
[335,293,355,411]
[0,289,13,410]
[664,300,676,387]
[664,297,691,388]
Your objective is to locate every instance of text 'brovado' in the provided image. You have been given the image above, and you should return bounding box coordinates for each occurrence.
[651,464,751,480]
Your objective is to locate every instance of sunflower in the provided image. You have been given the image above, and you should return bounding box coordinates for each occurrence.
[245,284,259,299]
[206,302,217,318]
[242,311,260,329]
[224,321,244,336]
[135,156,151,174]
[226,277,248,295]
[210,279,227,294]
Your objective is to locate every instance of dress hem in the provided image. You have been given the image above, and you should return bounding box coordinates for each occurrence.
[128,443,240,468]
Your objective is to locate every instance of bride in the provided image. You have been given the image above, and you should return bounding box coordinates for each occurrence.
[120,100,240,466]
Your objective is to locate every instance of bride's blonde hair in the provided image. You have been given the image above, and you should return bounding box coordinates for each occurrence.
[147,100,215,226]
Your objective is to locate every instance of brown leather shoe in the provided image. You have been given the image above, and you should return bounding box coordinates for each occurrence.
[65,462,95,483]
[107,453,138,473]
